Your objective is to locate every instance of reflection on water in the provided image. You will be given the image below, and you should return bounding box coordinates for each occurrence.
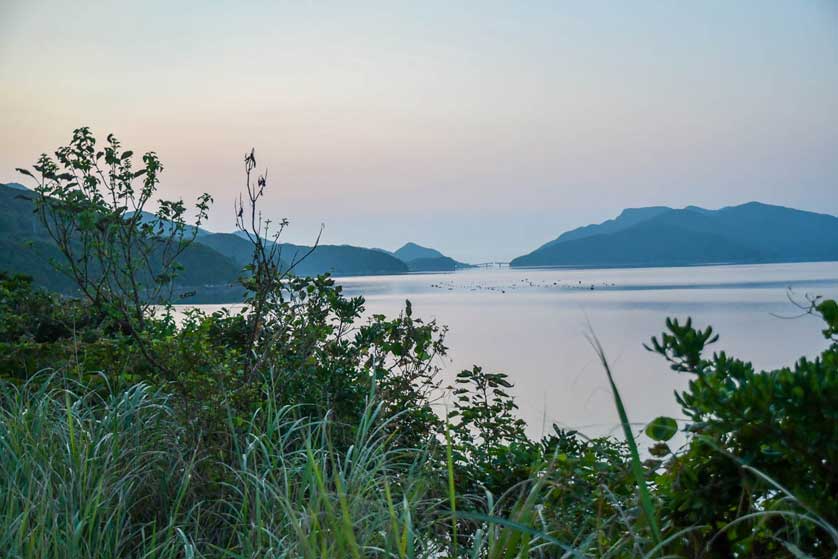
[187,262,838,442]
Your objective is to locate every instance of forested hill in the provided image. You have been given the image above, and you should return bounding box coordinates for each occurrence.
[203,233,408,277]
[0,182,241,293]
[0,183,408,295]
[511,202,838,268]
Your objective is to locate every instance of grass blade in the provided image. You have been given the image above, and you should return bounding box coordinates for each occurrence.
[587,332,662,546]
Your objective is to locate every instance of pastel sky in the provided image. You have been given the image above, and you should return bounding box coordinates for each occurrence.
[1,1,837,262]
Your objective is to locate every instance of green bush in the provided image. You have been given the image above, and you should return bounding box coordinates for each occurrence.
[647,302,838,556]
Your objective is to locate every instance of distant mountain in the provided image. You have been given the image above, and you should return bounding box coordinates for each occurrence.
[126,210,211,238]
[371,247,394,256]
[0,184,39,237]
[511,202,838,268]
[405,256,461,272]
[198,233,258,267]
[536,206,670,250]
[202,233,407,277]
[390,242,473,271]
[0,180,409,293]
[0,181,476,297]
[394,242,445,262]
[278,243,407,276]
[0,183,239,294]
[1,182,29,191]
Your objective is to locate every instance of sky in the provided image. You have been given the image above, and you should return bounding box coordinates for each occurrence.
[1,1,837,262]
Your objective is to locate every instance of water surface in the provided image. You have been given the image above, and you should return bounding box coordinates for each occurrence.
[190,262,838,443]
[336,262,838,440]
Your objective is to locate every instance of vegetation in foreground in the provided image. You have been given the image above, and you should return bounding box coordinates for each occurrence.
[0,129,836,558]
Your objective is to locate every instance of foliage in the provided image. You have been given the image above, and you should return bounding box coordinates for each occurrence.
[591,335,662,547]
[537,429,636,552]
[14,128,216,384]
[447,365,532,500]
[0,272,109,381]
[646,303,838,556]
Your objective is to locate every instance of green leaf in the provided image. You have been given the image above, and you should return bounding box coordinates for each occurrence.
[591,335,662,544]
[645,416,678,442]
[649,442,671,457]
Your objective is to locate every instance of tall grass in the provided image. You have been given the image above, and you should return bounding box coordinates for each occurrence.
[587,333,661,547]
[217,402,436,558]
[0,372,197,559]
[0,370,833,558]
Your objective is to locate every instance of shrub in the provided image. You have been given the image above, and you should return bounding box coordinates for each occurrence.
[647,301,838,556]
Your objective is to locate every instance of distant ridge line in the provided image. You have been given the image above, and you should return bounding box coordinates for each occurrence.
[511,201,838,269]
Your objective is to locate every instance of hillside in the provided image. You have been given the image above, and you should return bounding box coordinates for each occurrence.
[389,242,473,271]
[0,183,240,294]
[277,242,407,276]
[126,210,211,238]
[406,256,460,272]
[205,233,407,276]
[198,233,259,267]
[535,206,670,251]
[511,202,838,268]
[394,242,445,261]
[0,182,412,296]
[0,182,29,191]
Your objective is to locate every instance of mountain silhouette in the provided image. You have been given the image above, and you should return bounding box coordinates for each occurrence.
[388,242,473,271]
[202,233,407,276]
[0,183,240,293]
[511,202,838,268]
[0,183,406,297]
[393,242,445,261]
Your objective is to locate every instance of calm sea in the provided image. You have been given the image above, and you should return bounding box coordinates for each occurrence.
[186,262,838,443]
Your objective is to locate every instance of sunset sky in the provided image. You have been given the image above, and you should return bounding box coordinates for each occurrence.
[2,1,837,262]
